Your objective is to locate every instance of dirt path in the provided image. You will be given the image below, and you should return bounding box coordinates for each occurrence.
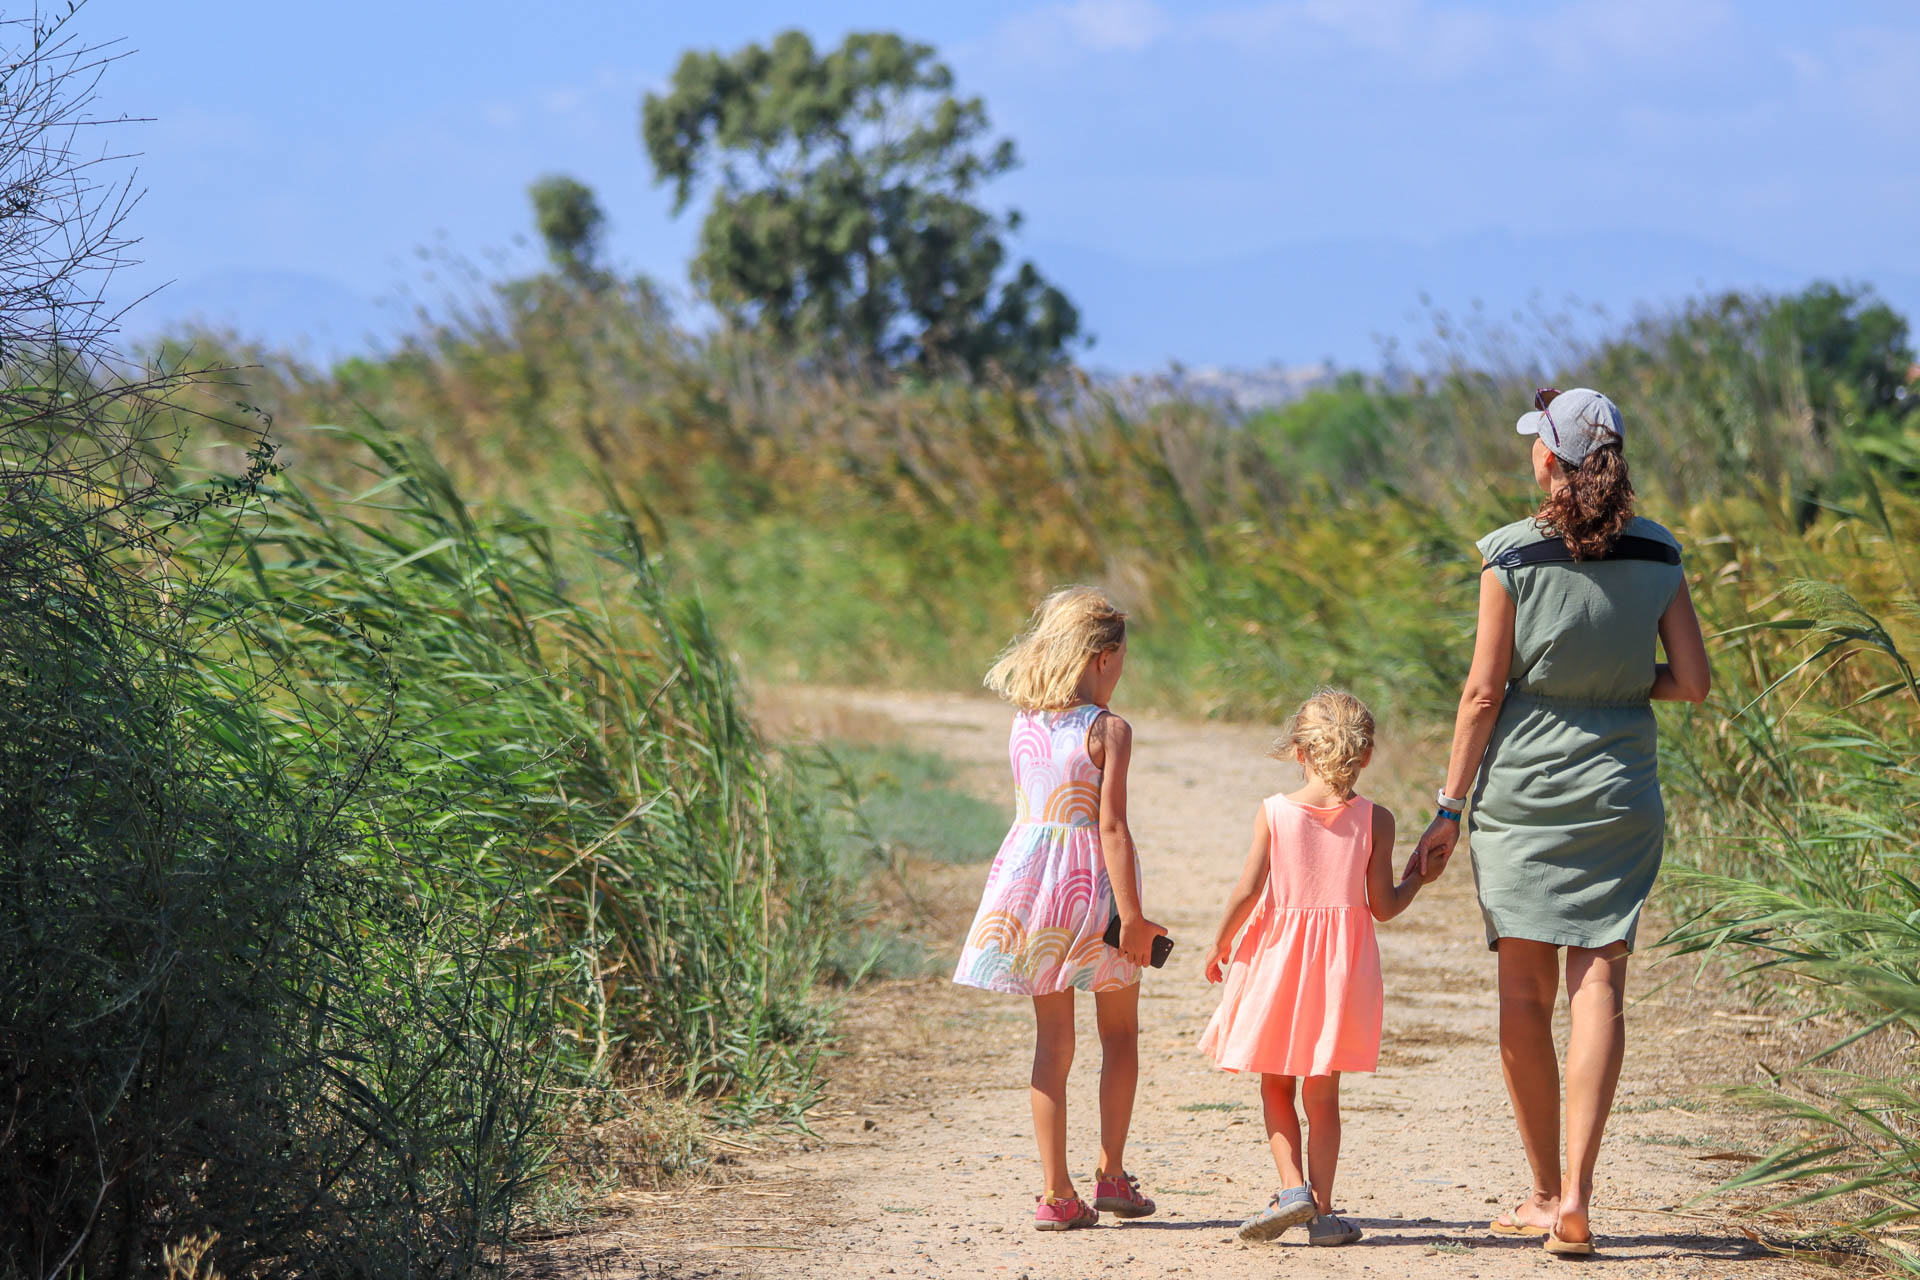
[548,690,1840,1280]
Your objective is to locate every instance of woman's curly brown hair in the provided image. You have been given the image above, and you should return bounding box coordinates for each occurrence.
[1536,444,1635,560]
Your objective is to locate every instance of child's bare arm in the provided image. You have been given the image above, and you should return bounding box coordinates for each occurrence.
[1365,803,1419,922]
[1093,713,1165,966]
[1204,807,1271,982]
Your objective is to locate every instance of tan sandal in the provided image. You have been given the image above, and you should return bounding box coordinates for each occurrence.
[1545,1231,1595,1257]
[1489,1204,1550,1237]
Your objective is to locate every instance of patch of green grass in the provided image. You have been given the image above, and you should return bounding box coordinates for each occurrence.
[823,927,941,984]
[1622,1133,1723,1149]
[1177,1101,1248,1113]
[1615,1097,1710,1114]
[827,741,1005,865]
[1425,1242,1473,1256]
[1156,1187,1218,1196]
[881,1205,924,1214]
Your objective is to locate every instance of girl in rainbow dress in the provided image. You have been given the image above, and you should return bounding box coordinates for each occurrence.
[954,587,1168,1232]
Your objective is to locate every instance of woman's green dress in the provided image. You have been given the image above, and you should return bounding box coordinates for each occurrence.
[1468,516,1685,952]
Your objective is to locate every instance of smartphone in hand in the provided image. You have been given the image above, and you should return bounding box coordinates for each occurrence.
[1104,914,1174,968]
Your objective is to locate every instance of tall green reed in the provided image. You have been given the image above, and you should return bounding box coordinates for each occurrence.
[3,424,557,1275]
[204,422,849,1112]
[1651,475,1920,1258]
[5,401,856,1275]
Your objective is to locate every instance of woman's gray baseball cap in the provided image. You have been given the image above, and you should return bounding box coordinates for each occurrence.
[1516,388,1623,466]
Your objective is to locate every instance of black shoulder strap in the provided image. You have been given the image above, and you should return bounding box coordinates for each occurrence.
[1484,534,1680,571]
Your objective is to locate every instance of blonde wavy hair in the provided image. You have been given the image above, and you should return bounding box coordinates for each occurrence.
[1272,688,1375,798]
[983,587,1127,711]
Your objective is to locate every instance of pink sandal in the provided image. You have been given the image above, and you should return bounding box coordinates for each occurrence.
[1033,1193,1099,1231]
[1092,1170,1156,1219]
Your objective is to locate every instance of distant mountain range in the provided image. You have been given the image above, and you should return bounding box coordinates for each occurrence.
[123,229,1920,378]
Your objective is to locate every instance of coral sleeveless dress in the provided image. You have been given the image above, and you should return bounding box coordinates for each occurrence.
[952,704,1141,996]
[1199,793,1383,1076]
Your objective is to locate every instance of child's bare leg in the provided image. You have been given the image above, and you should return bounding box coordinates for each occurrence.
[1301,1073,1342,1214]
[1030,990,1077,1198]
[1093,983,1140,1176]
[1260,1073,1306,1187]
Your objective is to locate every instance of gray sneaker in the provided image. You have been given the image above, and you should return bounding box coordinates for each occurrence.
[1307,1212,1363,1246]
[1238,1186,1316,1242]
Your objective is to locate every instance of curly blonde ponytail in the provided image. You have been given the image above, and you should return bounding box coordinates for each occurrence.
[983,586,1127,711]
[1273,688,1375,798]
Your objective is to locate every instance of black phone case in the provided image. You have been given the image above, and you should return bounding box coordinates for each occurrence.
[1104,914,1174,968]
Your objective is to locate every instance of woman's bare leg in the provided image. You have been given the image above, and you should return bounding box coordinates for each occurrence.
[1301,1073,1343,1214]
[1559,944,1629,1244]
[1030,989,1077,1199]
[1497,938,1563,1230]
[1093,983,1141,1176]
[1260,1073,1306,1187]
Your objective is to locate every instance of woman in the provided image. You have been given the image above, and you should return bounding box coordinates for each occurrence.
[1413,387,1710,1258]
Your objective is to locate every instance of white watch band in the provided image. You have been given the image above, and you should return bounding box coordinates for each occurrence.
[1436,790,1466,813]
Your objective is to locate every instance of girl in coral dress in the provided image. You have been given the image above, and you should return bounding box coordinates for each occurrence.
[1199,689,1426,1247]
[954,587,1167,1232]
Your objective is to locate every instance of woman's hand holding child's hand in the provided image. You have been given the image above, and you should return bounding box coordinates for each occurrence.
[1411,816,1458,882]
[1118,914,1168,968]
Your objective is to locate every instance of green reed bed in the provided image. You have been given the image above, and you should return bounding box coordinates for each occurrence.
[3,410,859,1276]
[1656,480,1920,1261]
[4,425,557,1273]
[204,425,853,1110]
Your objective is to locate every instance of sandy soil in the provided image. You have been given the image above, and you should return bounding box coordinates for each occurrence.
[528,690,1858,1280]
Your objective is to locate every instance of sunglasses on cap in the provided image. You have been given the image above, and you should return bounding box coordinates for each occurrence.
[1534,387,1562,448]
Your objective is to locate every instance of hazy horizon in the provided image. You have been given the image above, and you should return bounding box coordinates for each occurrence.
[92,0,1920,371]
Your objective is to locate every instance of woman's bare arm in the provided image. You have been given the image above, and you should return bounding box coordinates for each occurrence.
[1413,568,1517,877]
[1444,570,1517,801]
[1650,579,1710,703]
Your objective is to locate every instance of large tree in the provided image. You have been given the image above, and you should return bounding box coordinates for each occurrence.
[642,30,1082,384]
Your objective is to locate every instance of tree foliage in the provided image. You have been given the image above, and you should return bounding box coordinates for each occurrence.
[641,29,1082,384]
[529,172,608,286]
[1769,280,1914,430]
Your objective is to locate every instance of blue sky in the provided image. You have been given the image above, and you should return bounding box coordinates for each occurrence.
[95,0,1920,370]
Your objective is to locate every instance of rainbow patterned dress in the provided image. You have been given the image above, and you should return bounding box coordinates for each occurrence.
[953,702,1142,996]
